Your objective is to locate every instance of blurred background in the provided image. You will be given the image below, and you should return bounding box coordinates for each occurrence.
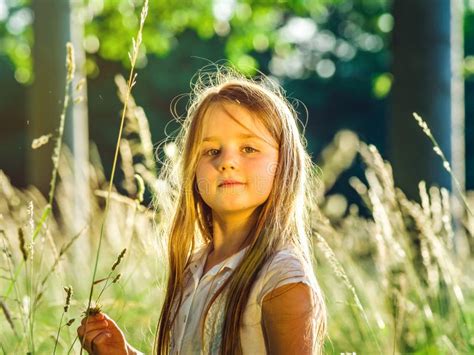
[1,0,472,205]
[1,0,474,353]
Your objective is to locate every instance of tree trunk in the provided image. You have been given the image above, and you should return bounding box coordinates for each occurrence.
[67,0,90,237]
[28,0,90,239]
[390,0,452,200]
[28,0,71,195]
[450,0,468,253]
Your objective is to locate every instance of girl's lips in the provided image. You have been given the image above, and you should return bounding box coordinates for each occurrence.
[218,178,245,187]
[219,182,245,187]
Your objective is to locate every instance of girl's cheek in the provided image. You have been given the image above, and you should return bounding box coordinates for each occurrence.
[195,163,208,180]
[267,161,278,176]
[248,157,277,176]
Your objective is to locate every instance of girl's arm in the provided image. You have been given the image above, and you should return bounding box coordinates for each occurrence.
[261,282,318,355]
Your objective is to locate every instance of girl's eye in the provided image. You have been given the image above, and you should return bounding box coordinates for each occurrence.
[205,149,220,156]
[204,146,258,156]
[243,146,257,153]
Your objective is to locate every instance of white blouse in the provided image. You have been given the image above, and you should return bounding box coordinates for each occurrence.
[169,243,323,354]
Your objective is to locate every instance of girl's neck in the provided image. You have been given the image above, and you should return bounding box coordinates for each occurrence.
[210,208,259,259]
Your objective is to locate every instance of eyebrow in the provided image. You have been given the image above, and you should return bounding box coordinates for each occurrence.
[202,133,262,142]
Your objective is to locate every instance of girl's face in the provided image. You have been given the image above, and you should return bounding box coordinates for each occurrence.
[195,102,279,217]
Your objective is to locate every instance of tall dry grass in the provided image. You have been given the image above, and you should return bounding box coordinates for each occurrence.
[312,132,473,353]
[80,1,149,352]
[1,104,473,353]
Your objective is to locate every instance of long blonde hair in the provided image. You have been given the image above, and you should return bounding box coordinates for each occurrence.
[153,65,326,354]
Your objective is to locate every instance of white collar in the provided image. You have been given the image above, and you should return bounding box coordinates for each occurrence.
[187,243,251,278]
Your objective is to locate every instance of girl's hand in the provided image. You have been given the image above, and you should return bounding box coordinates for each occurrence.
[77,312,130,354]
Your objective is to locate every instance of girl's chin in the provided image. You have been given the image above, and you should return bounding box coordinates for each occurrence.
[214,205,248,212]
[211,204,255,214]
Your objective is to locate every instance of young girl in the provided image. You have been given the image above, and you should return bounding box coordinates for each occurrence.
[77,67,327,354]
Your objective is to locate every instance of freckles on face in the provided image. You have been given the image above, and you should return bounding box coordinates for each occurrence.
[194,102,279,213]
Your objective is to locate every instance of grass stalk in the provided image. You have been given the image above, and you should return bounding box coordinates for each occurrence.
[80,1,149,353]
[413,112,473,218]
[53,286,72,355]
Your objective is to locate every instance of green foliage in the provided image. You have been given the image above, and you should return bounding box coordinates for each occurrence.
[1,0,390,81]
[373,72,392,98]
[3,0,474,86]
[0,0,33,83]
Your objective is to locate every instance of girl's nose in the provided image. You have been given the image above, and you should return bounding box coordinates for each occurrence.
[219,162,235,171]
[217,148,238,171]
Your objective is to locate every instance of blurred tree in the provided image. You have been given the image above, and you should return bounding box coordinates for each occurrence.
[466,8,474,192]
[390,0,463,200]
[450,0,467,247]
[28,0,89,237]
[28,0,71,193]
[69,0,90,236]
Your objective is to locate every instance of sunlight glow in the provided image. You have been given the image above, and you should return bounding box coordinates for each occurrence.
[316,59,336,79]
[279,17,316,44]
[213,0,236,22]
[6,7,33,35]
[0,0,7,22]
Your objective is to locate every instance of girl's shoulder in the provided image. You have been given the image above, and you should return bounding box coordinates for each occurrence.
[255,247,320,305]
[263,247,313,275]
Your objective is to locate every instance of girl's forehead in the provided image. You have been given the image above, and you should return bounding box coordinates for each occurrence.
[200,102,275,144]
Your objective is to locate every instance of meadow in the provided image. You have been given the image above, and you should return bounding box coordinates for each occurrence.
[1,2,473,353]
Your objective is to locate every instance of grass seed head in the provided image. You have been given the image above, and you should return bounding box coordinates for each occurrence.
[112,273,121,283]
[112,248,127,271]
[134,174,145,203]
[18,227,28,261]
[31,134,52,149]
[83,304,102,317]
[66,42,75,83]
[63,286,73,313]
